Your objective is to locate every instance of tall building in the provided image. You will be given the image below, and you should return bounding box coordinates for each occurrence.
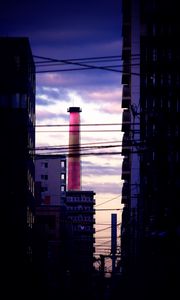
[35,154,66,205]
[0,37,35,294]
[120,1,180,298]
[66,190,96,272]
[34,154,67,297]
[65,190,96,300]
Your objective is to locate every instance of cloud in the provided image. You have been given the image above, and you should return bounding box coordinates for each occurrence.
[36,67,120,88]
[83,181,122,195]
[36,86,71,104]
[35,76,122,126]
[82,160,122,176]
[36,109,68,121]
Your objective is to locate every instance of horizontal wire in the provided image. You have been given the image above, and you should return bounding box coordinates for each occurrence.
[36,129,122,133]
[33,150,144,157]
[33,54,122,63]
[35,123,125,127]
[95,195,121,207]
[34,54,121,73]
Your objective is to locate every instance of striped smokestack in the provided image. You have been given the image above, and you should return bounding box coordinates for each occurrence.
[67,107,82,191]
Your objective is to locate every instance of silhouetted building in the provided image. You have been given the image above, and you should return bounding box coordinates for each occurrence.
[0,37,35,295]
[34,205,67,298]
[34,154,67,297]
[65,190,96,300]
[120,1,180,299]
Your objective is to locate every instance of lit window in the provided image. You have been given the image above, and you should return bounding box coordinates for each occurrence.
[61,160,65,168]
[61,173,65,180]
[61,186,65,192]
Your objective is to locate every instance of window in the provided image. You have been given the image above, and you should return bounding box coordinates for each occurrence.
[41,174,48,180]
[61,173,65,180]
[41,162,48,168]
[61,160,65,168]
[41,186,48,192]
[61,185,65,192]
[153,48,157,61]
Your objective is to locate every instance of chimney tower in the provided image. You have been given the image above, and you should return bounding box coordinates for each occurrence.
[67,107,82,191]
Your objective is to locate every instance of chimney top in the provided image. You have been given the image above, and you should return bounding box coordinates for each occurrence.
[67,107,82,113]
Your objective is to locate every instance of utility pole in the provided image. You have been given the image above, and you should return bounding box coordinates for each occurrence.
[111,213,117,275]
[100,254,105,277]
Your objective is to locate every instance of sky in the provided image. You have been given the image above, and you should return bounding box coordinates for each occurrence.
[1,0,123,261]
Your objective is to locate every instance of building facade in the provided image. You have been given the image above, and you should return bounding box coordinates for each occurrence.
[34,154,67,296]
[65,190,96,299]
[0,37,35,294]
[35,154,66,205]
[120,1,180,298]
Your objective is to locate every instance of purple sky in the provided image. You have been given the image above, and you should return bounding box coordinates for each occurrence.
[1,0,123,242]
[0,0,121,57]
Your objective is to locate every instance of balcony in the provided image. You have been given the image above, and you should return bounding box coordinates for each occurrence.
[122,85,131,108]
[121,181,130,204]
[122,73,130,85]
[121,156,131,180]
[122,48,131,61]
[122,132,131,155]
[122,109,131,132]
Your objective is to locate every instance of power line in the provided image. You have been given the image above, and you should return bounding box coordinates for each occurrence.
[32,53,144,75]
[96,223,121,232]
[36,129,122,133]
[34,54,122,63]
[34,142,120,150]
[33,150,144,157]
[96,226,112,233]
[34,54,121,73]
[35,58,121,67]
[95,195,121,207]
[32,140,145,155]
[96,208,123,211]
[35,122,125,127]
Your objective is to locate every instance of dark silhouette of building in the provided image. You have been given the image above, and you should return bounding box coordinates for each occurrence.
[65,190,96,300]
[120,1,180,299]
[34,154,68,298]
[34,204,68,299]
[0,37,35,296]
